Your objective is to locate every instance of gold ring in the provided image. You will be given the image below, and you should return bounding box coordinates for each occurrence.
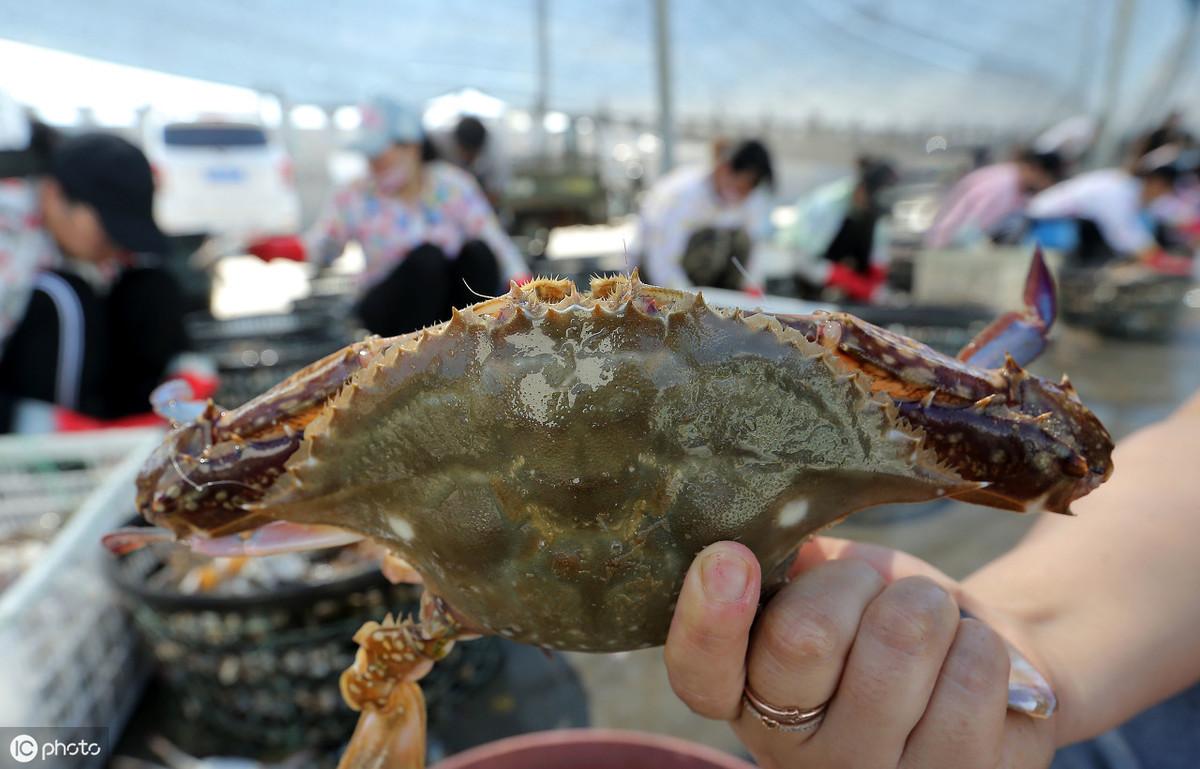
[743,685,828,734]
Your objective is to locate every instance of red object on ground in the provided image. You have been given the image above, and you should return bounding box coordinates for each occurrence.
[826,262,887,303]
[433,729,755,769]
[1144,250,1193,277]
[247,235,306,262]
[54,409,164,432]
[52,373,217,433]
[1178,219,1200,239]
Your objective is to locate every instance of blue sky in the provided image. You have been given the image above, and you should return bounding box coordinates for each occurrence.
[2,0,1196,132]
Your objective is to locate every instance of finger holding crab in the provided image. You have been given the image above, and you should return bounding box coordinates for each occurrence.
[665,538,1057,769]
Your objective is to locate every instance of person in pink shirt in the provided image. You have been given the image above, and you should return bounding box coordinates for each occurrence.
[924,150,1063,249]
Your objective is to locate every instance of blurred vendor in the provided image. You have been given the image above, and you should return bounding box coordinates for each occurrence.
[430,115,510,211]
[924,148,1063,248]
[634,138,775,291]
[1027,146,1184,266]
[0,94,60,356]
[780,157,897,303]
[0,132,209,433]
[262,98,528,337]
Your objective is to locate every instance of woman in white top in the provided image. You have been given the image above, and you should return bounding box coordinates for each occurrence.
[1026,147,1181,265]
[635,139,775,291]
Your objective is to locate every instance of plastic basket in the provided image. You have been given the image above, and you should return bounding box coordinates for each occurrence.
[0,428,164,768]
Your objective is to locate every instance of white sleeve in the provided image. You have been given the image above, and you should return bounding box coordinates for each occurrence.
[1095,208,1155,254]
[633,176,697,289]
[1026,179,1091,220]
[744,189,773,241]
[639,210,693,289]
[1029,178,1154,254]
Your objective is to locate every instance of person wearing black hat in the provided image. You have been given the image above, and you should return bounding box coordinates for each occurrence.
[0,132,209,433]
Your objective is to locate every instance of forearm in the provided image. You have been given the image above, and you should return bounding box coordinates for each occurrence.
[963,399,1200,745]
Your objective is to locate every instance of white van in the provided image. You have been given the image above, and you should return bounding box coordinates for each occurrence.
[143,120,301,237]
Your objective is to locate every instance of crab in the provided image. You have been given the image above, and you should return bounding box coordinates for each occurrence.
[113,248,1112,769]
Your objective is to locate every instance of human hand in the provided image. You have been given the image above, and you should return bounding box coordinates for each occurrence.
[664,537,1058,769]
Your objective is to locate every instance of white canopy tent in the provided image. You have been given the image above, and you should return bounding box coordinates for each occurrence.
[3,0,1198,138]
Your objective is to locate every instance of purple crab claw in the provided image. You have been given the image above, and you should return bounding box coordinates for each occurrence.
[151,379,208,426]
[957,245,1057,369]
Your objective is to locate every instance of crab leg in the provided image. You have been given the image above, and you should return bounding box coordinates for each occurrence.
[215,336,396,440]
[337,593,463,769]
[772,249,1057,401]
[956,245,1056,368]
[103,522,364,556]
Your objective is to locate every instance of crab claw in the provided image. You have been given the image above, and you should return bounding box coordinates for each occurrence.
[958,246,1056,369]
[150,379,208,426]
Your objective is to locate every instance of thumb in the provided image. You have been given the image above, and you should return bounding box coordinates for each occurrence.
[791,536,959,595]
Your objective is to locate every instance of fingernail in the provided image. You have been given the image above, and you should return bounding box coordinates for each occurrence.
[700,551,750,603]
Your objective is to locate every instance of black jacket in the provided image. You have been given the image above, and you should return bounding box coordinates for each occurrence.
[0,265,190,431]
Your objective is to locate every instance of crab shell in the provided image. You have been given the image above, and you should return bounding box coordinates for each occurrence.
[136,273,1113,651]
